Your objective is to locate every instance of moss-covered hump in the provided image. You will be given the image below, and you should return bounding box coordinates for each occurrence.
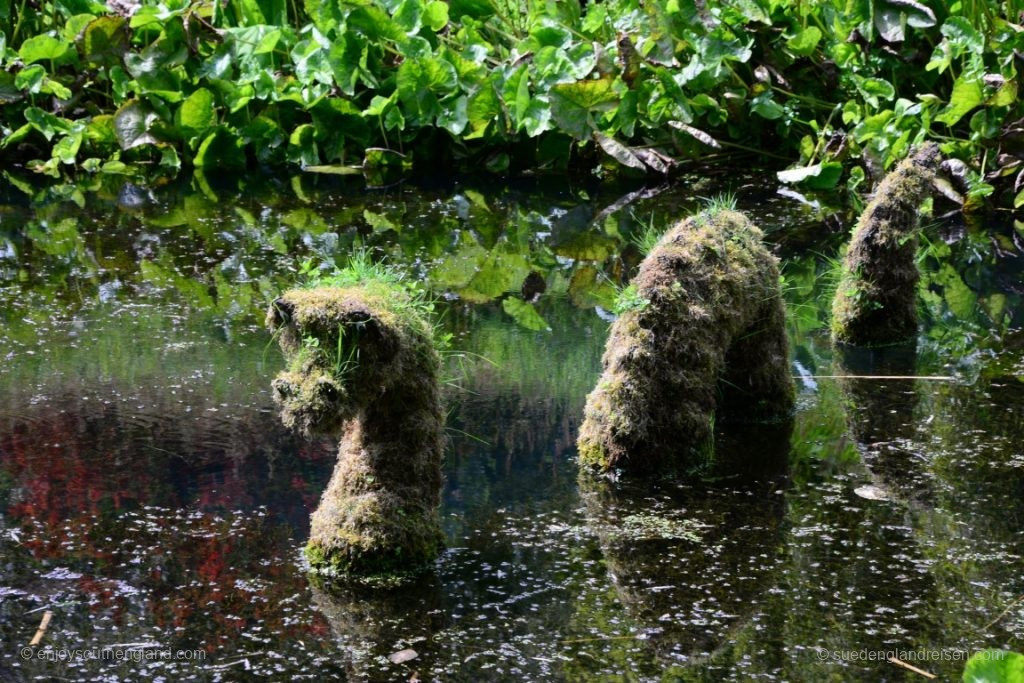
[831,143,941,346]
[266,285,444,583]
[577,209,793,474]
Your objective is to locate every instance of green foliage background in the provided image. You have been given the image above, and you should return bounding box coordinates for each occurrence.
[1,0,1023,205]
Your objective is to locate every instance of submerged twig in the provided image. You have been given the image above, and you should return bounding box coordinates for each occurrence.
[29,610,53,646]
[886,656,936,679]
[982,593,1024,631]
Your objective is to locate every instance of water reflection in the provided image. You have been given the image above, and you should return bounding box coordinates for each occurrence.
[578,421,791,667]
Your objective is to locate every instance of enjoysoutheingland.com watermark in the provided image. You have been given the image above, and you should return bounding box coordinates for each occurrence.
[20,644,206,663]
[812,647,1011,663]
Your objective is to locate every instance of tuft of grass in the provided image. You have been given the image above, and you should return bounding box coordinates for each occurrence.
[300,249,450,353]
[629,210,663,255]
[612,282,649,315]
[697,191,738,215]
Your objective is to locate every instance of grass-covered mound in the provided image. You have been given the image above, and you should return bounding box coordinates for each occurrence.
[577,208,793,474]
[266,258,444,583]
[831,143,941,346]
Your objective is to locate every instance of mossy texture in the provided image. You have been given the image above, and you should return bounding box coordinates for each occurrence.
[831,143,941,346]
[577,209,793,474]
[267,286,444,581]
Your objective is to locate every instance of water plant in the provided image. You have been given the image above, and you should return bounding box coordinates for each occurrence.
[0,0,1020,207]
[577,208,793,474]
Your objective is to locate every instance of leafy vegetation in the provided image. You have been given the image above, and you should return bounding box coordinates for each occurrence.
[1,0,1022,206]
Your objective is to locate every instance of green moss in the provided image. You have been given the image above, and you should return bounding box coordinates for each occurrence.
[268,267,445,585]
[831,143,941,346]
[577,209,793,475]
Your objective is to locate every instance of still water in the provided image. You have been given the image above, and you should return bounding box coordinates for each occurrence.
[0,172,1022,681]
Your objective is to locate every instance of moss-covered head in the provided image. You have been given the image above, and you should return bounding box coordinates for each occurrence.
[267,287,413,435]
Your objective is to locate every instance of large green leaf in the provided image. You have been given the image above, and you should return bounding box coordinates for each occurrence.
[113,100,161,149]
[77,16,127,68]
[962,650,1024,683]
[787,27,821,56]
[195,127,247,169]
[396,56,458,122]
[177,88,216,139]
[936,75,984,126]
[18,34,73,64]
[549,77,617,139]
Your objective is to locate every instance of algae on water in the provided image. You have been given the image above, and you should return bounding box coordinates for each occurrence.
[577,208,793,474]
[266,268,445,583]
[831,143,942,346]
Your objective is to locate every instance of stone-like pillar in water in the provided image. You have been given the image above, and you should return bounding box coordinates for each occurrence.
[266,286,444,583]
[577,209,793,474]
[831,143,941,346]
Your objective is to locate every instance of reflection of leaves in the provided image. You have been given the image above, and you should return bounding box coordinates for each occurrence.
[363,210,399,233]
[568,265,616,309]
[502,296,550,331]
[460,250,530,302]
[430,243,487,289]
[140,259,213,308]
[554,231,616,262]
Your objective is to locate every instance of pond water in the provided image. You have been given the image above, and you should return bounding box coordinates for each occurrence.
[0,171,1022,682]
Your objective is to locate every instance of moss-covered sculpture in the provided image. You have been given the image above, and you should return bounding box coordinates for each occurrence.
[831,143,942,346]
[266,275,444,583]
[577,209,793,474]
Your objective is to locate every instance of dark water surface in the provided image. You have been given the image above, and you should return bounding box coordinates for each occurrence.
[1,172,1022,681]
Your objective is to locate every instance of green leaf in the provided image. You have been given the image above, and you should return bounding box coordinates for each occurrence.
[750,92,785,120]
[78,16,127,68]
[549,77,617,139]
[942,16,984,53]
[14,65,46,93]
[195,127,246,169]
[178,88,216,139]
[18,34,72,64]
[113,100,161,149]
[936,75,984,126]
[23,107,72,141]
[393,0,422,34]
[287,124,319,166]
[502,296,550,331]
[53,129,83,164]
[962,649,1024,682]
[437,94,468,135]
[423,0,448,31]
[787,27,821,56]
[448,0,493,21]
[396,56,458,122]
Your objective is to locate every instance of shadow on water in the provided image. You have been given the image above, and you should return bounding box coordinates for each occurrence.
[1,172,1024,681]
